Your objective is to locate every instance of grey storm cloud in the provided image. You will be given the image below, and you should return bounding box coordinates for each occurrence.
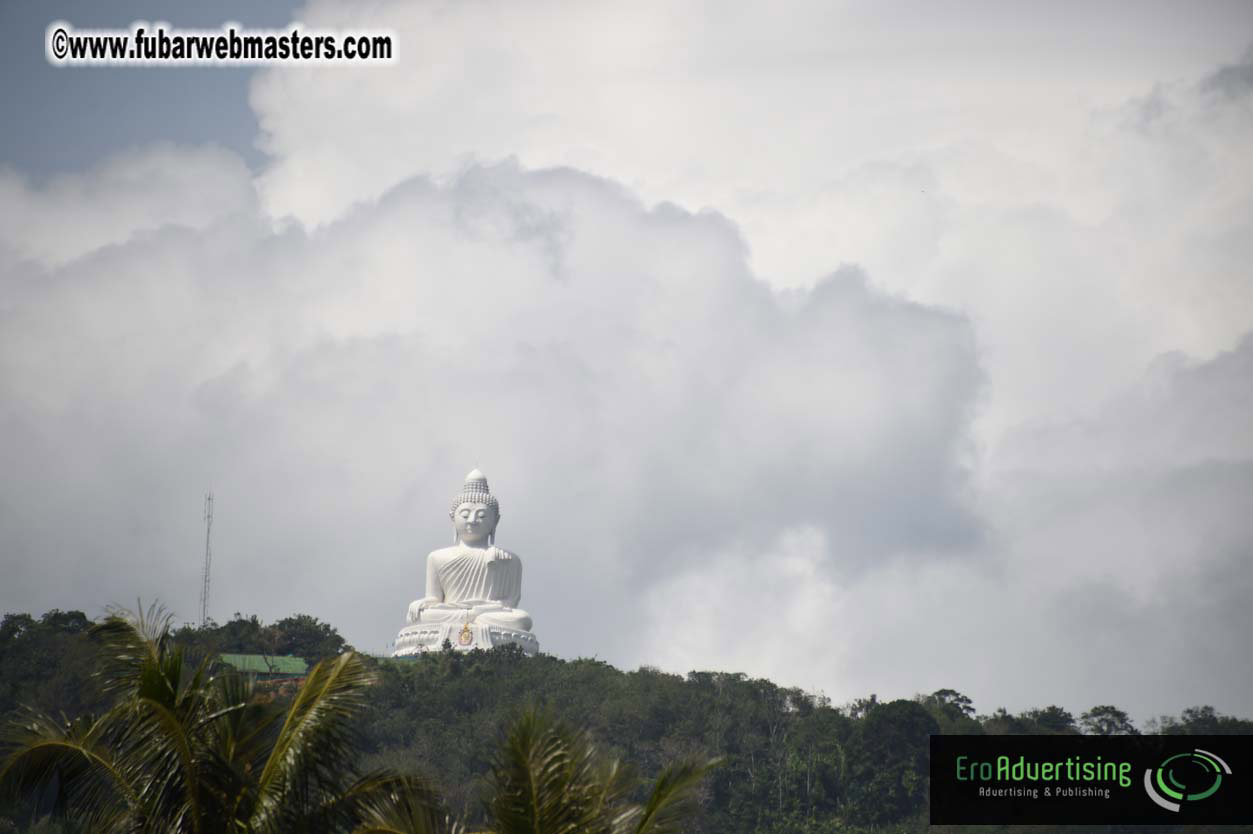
[642,334,1253,719]
[7,148,1246,720]
[3,2,1253,723]
[1201,47,1253,99]
[972,336,1253,718]
[0,159,984,672]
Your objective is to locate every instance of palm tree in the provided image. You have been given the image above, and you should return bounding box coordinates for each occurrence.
[0,604,451,834]
[1,606,716,834]
[486,710,717,834]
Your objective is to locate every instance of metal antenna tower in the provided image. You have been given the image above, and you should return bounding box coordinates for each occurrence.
[199,492,214,627]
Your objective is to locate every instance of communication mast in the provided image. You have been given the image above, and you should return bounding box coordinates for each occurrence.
[199,492,214,627]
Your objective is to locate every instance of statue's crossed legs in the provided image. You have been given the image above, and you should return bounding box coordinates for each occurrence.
[417,602,533,632]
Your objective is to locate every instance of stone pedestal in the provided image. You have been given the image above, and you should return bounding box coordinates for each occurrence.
[393,620,539,656]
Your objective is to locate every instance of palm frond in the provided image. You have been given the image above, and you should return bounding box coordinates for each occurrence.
[622,757,721,834]
[91,601,177,697]
[334,771,456,834]
[120,695,206,834]
[0,708,139,833]
[587,757,636,832]
[197,669,277,807]
[248,651,376,833]
[487,710,614,834]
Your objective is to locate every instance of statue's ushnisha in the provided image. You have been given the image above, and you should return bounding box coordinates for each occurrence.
[393,470,539,655]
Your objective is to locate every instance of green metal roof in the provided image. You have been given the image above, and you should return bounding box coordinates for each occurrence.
[217,653,309,676]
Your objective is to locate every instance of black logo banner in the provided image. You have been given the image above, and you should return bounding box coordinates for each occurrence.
[930,735,1252,824]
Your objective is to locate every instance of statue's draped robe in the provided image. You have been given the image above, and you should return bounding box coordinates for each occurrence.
[418,546,531,630]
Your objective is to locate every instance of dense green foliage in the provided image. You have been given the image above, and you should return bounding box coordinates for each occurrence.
[0,612,107,722]
[0,609,712,834]
[358,651,855,832]
[483,709,716,834]
[3,609,1251,834]
[1,607,451,834]
[170,613,350,667]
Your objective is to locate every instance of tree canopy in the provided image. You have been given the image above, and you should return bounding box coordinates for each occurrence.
[2,608,1250,834]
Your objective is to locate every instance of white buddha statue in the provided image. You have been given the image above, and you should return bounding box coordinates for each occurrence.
[392,470,539,656]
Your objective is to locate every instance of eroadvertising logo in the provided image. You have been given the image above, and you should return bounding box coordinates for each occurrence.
[930,735,1251,824]
[1143,748,1230,811]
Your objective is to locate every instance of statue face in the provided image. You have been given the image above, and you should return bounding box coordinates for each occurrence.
[453,501,497,545]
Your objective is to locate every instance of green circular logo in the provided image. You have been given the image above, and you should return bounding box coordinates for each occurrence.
[1143,749,1231,812]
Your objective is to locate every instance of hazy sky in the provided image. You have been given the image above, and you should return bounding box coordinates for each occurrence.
[2,0,1252,724]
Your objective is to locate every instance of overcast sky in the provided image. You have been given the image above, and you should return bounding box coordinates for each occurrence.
[2,0,1252,724]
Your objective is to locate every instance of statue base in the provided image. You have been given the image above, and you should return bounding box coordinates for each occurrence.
[392,621,539,657]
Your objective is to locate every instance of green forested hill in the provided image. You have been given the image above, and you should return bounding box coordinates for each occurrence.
[362,649,856,830]
[2,609,1250,834]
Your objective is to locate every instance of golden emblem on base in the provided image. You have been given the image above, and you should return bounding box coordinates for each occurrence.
[457,622,473,647]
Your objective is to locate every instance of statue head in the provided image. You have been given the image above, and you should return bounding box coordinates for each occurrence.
[449,469,500,545]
